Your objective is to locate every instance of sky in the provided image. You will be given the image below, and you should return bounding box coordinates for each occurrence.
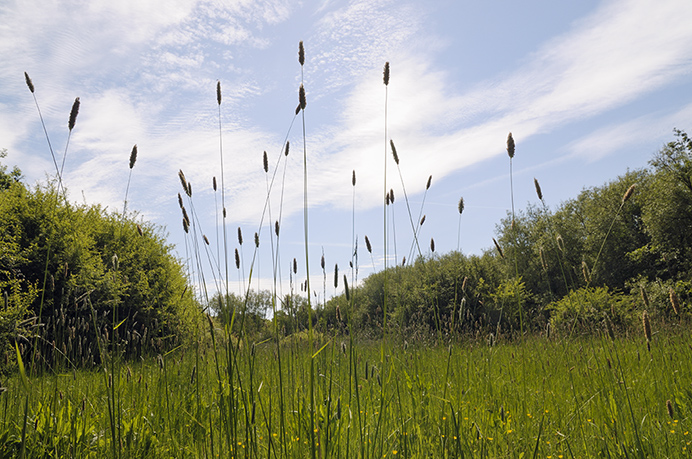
[1,0,692,305]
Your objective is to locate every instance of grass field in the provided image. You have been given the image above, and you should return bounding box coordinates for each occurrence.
[2,327,691,458]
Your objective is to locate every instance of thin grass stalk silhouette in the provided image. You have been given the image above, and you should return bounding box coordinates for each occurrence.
[408,175,432,262]
[390,140,422,258]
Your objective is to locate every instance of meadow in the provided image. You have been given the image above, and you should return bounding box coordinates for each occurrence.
[2,44,692,458]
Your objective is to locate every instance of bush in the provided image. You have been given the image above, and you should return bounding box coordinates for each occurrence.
[547,286,635,335]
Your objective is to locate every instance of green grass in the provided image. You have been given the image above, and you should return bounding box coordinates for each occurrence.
[2,329,691,457]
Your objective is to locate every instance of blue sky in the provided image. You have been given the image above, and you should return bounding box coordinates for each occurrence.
[2,0,692,302]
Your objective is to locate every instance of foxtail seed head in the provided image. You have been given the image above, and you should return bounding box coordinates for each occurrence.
[493,238,504,258]
[534,178,543,201]
[203,235,210,245]
[458,197,465,215]
[344,275,350,301]
[299,84,306,110]
[285,141,290,157]
[237,227,243,245]
[177,193,183,209]
[642,310,652,343]
[24,72,35,93]
[212,176,217,192]
[263,151,268,173]
[254,232,259,248]
[235,248,240,269]
[129,144,137,169]
[321,254,325,270]
[506,132,515,159]
[365,235,372,253]
[622,184,636,204]
[334,264,339,288]
[390,140,399,164]
[216,81,221,105]
[68,97,80,131]
[420,215,426,226]
[178,170,188,195]
[352,170,356,187]
[581,261,591,284]
[670,288,680,315]
[293,258,297,275]
[426,175,432,190]
[383,62,390,86]
[390,189,394,204]
[461,276,468,292]
[298,41,305,66]
[275,221,280,237]
[430,238,435,253]
[556,234,565,252]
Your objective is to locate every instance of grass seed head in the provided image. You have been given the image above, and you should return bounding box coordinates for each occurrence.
[622,184,636,204]
[293,258,298,275]
[178,170,188,194]
[203,235,210,245]
[254,232,259,248]
[534,178,543,201]
[177,193,183,209]
[298,41,305,66]
[334,264,339,288]
[462,276,468,291]
[493,238,504,258]
[506,132,515,159]
[383,62,390,86]
[321,254,325,271]
[458,197,464,215]
[263,151,268,173]
[68,97,80,131]
[182,218,189,233]
[426,175,432,190]
[390,140,399,164]
[213,176,217,191]
[420,215,426,226]
[640,286,650,308]
[237,227,243,245]
[216,80,221,105]
[187,182,192,197]
[295,103,301,115]
[581,261,591,284]
[642,310,652,343]
[556,234,565,252]
[344,275,350,301]
[24,72,35,93]
[670,287,680,315]
[667,399,675,419]
[365,235,372,253]
[390,189,394,204]
[539,247,547,271]
[129,144,138,169]
[137,224,143,236]
[299,84,306,110]
[430,238,435,253]
[352,170,356,186]
[275,221,280,237]
[235,248,240,269]
[285,141,290,157]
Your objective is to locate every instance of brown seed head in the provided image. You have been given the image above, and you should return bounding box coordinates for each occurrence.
[177,193,183,209]
[321,254,325,271]
[295,104,301,115]
[426,175,432,190]
[365,235,372,253]
[539,247,547,271]
[667,400,675,419]
[640,286,650,308]
[203,235,210,245]
[458,197,465,215]
[285,141,290,157]
[212,176,217,191]
[293,258,297,275]
[670,288,680,315]
[622,184,635,204]
[334,264,339,288]
[223,207,226,218]
[178,170,188,195]
[137,224,143,236]
[182,218,189,234]
[275,221,280,237]
[556,234,565,252]
[385,192,390,206]
[352,170,356,187]
[237,227,243,245]
[420,215,426,226]
[506,132,515,159]
[298,41,305,66]
[129,144,138,169]
[216,80,221,105]
[390,139,399,165]
[430,238,435,253]
[68,97,80,131]
[343,275,350,301]
[581,261,591,284]
[402,256,406,266]
[534,178,543,201]
[642,310,652,342]
[254,232,259,248]
[299,84,306,110]
[24,72,35,93]
[461,276,468,292]
[187,182,192,197]
[390,189,394,204]
[181,206,190,227]
[383,62,390,86]
[235,248,240,269]
[263,151,268,173]
[493,238,504,258]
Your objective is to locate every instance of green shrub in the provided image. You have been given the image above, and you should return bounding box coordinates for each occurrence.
[547,286,635,335]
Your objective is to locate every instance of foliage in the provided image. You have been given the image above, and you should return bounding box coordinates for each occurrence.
[0,163,200,372]
[547,286,635,334]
